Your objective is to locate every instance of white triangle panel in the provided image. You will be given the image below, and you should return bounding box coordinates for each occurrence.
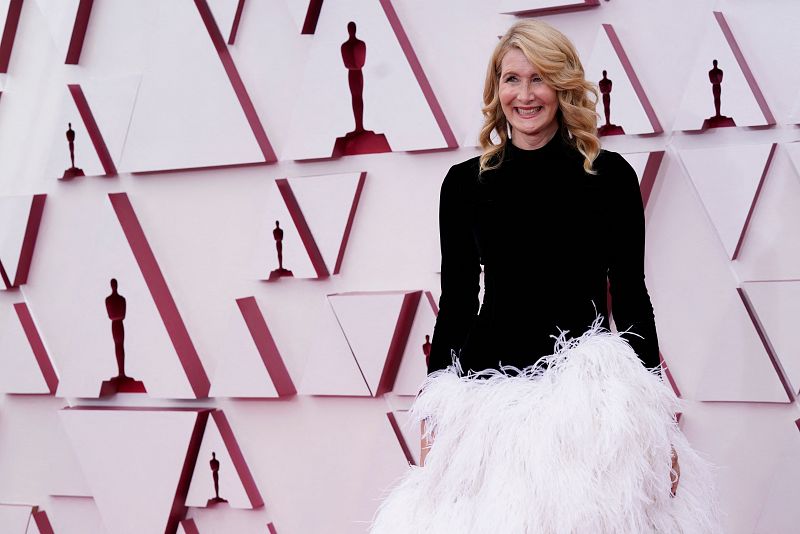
[46,87,105,179]
[288,172,363,275]
[742,281,800,396]
[328,292,406,395]
[59,408,205,534]
[297,297,371,396]
[250,179,316,280]
[209,299,279,398]
[0,195,37,287]
[119,0,262,172]
[0,298,51,393]
[207,0,240,43]
[0,504,32,533]
[32,0,79,55]
[693,292,790,403]
[79,75,142,167]
[585,26,654,135]
[678,143,772,259]
[733,143,800,281]
[185,412,261,509]
[21,194,195,398]
[47,496,107,534]
[673,12,772,131]
[283,0,447,159]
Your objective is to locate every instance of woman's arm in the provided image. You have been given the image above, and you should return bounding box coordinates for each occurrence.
[670,445,681,496]
[420,419,432,467]
[428,164,482,375]
[607,153,661,370]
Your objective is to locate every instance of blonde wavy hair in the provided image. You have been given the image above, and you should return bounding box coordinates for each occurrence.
[478,19,600,179]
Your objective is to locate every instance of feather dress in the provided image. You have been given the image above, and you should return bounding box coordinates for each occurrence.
[368,317,722,534]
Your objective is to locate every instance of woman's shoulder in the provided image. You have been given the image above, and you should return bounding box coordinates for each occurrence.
[441,155,482,192]
[592,148,638,185]
[593,147,629,169]
[591,148,643,207]
[449,154,482,176]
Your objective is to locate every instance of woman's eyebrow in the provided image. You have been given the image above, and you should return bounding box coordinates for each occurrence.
[502,70,539,77]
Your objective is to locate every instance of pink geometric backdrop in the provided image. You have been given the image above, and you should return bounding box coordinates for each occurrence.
[0,1,798,533]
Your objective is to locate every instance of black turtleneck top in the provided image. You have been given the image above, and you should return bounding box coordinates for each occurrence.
[428,128,660,376]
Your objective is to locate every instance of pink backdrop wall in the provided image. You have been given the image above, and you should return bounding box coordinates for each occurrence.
[0,0,799,532]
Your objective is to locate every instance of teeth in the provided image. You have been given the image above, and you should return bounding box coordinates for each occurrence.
[517,106,542,116]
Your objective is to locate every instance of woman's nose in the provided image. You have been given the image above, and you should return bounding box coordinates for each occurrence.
[517,81,533,102]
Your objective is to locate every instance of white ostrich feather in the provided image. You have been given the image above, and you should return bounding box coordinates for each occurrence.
[367,316,722,534]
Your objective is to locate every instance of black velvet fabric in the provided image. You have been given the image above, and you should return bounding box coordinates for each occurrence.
[428,127,660,376]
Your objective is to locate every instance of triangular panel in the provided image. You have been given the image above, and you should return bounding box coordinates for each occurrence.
[733,143,800,281]
[673,11,774,131]
[32,0,79,55]
[585,24,661,136]
[0,504,32,533]
[0,194,45,289]
[328,290,420,396]
[46,86,105,179]
[297,296,372,396]
[209,298,281,398]
[59,408,208,534]
[0,299,57,394]
[742,281,800,396]
[78,75,142,170]
[678,143,774,259]
[22,194,203,398]
[185,411,263,509]
[119,0,264,172]
[282,0,453,159]
[207,0,240,43]
[46,496,107,534]
[287,172,365,275]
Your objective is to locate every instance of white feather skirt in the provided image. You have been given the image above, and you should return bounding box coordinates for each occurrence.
[368,318,722,534]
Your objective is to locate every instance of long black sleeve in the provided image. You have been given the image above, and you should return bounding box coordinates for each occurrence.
[607,153,661,369]
[427,165,481,375]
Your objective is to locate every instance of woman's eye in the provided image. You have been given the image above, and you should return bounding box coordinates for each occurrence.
[533,76,542,82]
[505,75,517,82]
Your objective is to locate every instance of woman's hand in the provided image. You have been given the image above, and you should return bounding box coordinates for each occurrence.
[670,446,681,497]
[420,419,434,467]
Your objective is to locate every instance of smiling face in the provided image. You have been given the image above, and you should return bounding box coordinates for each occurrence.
[498,47,560,149]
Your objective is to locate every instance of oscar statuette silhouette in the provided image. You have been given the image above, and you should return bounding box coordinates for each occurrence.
[207,451,229,506]
[597,70,624,136]
[701,59,736,129]
[331,21,391,157]
[99,278,146,395]
[268,220,294,280]
[61,122,85,180]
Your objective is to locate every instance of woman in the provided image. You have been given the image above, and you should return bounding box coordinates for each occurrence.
[369,20,720,534]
